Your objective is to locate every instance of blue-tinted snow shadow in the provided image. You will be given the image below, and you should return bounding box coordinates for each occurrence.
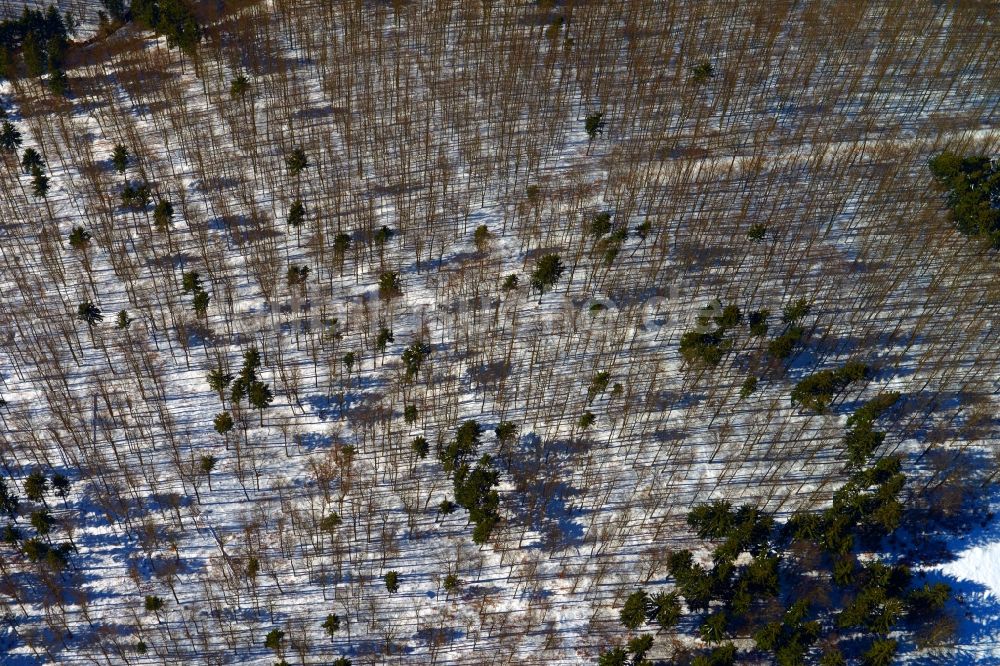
[304,392,339,420]
[296,431,333,452]
[504,432,587,551]
[348,637,414,659]
[907,572,1000,666]
[304,381,378,421]
[883,458,1000,662]
[0,654,42,666]
[414,626,463,647]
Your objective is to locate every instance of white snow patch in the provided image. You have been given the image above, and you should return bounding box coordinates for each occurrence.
[941,540,1000,599]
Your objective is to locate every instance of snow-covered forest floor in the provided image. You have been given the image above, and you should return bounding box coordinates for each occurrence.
[0,0,998,664]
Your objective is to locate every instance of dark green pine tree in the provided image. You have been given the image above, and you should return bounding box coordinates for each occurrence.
[116,310,133,330]
[0,121,22,153]
[230,74,250,99]
[153,199,174,232]
[47,66,68,96]
[144,595,164,621]
[411,436,429,458]
[21,147,43,173]
[619,589,649,630]
[453,453,501,545]
[375,325,394,358]
[68,226,91,251]
[333,233,351,274]
[400,341,431,381]
[76,300,104,328]
[199,454,217,490]
[181,270,202,295]
[248,381,273,425]
[21,32,45,77]
[263,628,284,655]
[100,0,127,22]
[321,613,341,638]
[192,289,210,319]
[207,366,233,405]
[24,469,48,504]
[30,164,49,199]
[378,271,402,300]
[159,0,203,56]
[597,647,628,666]
[213,411,234,436]
[530,253,565,302]
[584,112,605,142]
[286,147,309,176]
[111,144,129,178]
[0,477,19,518]
[287,199,305,238]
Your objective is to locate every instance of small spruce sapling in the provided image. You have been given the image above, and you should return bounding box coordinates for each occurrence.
[584,112,606,142]
[322,613,341,637]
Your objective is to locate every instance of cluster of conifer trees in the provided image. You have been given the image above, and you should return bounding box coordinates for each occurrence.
[0,7,69,93]
[603,388,955,665]
[928,151,1000,247]
[0,1,203,96]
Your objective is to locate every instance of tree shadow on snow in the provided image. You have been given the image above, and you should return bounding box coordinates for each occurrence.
[883,451,1000,662]
[505,432,587,552]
